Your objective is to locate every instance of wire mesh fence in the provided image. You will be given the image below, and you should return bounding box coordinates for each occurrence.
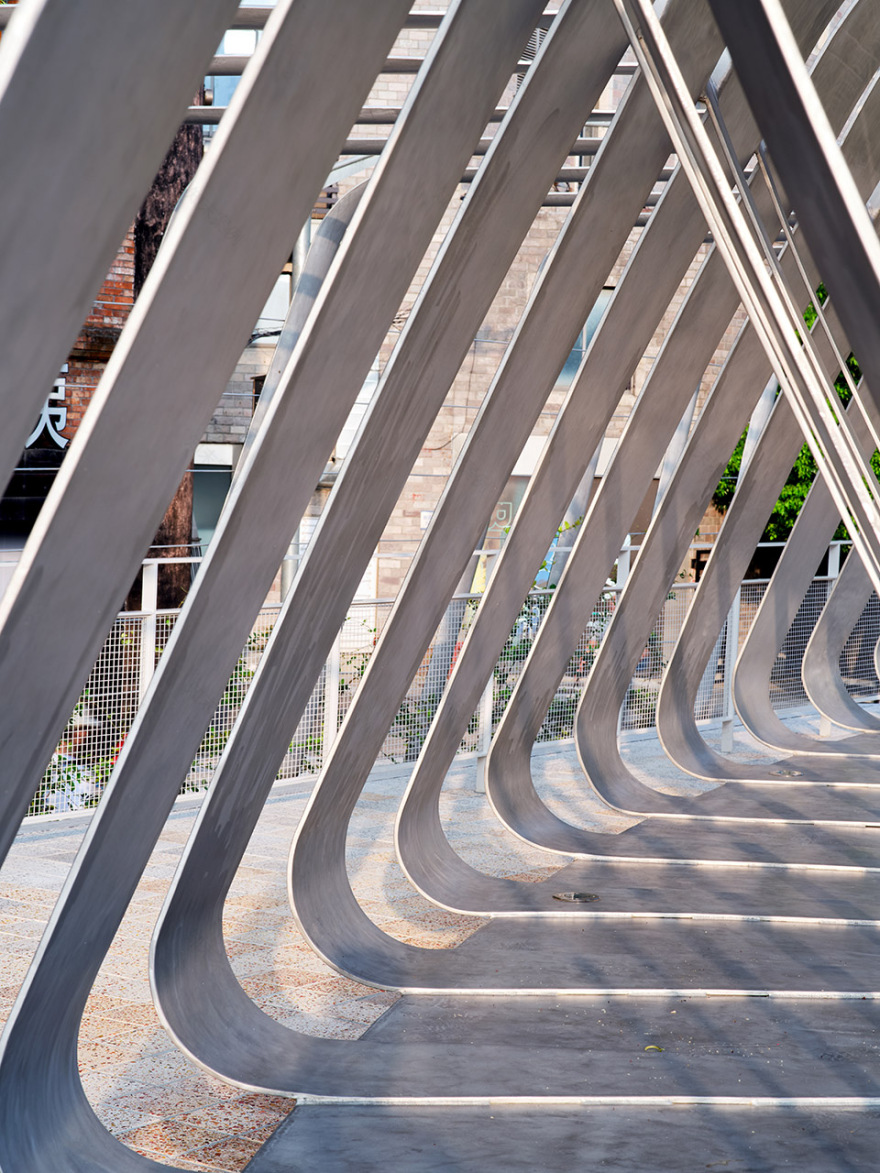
[28,556,880,816]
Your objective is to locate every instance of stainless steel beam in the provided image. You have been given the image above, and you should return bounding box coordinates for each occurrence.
[6,2,880,1154]
[0,1,423,1164]
[186,106,615,126]
[150,0,632,1080]
[395,0,850,909]
[209,53,539,76]
[284,0,726,981]
[620,0,880,605]
[338,135,603,155]
[733,392,880,748]
[655,73,880,773]
[709,0,880,451]
[802,552,880,731]
[483,95,877,839]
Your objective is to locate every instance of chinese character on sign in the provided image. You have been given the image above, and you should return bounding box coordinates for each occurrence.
[27,365,69,448]
[488,501,513,532]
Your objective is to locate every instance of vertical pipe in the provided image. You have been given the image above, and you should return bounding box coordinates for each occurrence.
[138,562,159,703]
[474,674,494,793]
[720,587,740,752]
[323,628,341,766]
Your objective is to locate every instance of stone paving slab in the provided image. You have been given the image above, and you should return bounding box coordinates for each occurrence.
[246,1103,880,1172]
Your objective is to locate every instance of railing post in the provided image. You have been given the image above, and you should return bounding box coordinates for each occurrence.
[322,629,341,766]
[138,561,159,703]
[827,539,841,580]
[616,538,631,737]
[720,586,740,753]
[280,526,300,601]
[617,534,632,588]
[474,673,494,793]
[819,542,842,737]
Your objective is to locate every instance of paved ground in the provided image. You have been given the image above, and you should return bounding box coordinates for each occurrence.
[0,714,845,1170]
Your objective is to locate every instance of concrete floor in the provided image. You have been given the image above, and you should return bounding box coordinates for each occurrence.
[0,713,847,1170]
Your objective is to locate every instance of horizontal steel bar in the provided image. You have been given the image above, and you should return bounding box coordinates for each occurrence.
[207,53,538,75]
[0,4,577,37]
[206,55,635,80]
[339,135,603,156]
[227,8,563,31]
[461,166,591,183]
[186,104,617,126]
[228,8,446,30]
[0,7,488,33]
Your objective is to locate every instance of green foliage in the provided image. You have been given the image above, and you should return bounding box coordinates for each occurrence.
[385,519,595,760]
[711,285,874,541]
[623,684,659,729]
[29,688,124,815]
[198,627,269,766]
[711,430,745,516]
[494,590,555,733]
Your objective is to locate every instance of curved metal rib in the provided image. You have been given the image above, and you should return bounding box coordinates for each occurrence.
[9,4,880,1162]
[653,67,880,781]
[709,0,880,480]
[731,60,880,747]
[572,346,880,819]
[149,0,731,1082]
[656,297,880,776]
[463,80,880,863]
[396,24,802,902]
[477,14,880,850]
[630,0,880,594]
[284,0,726,982]
[282,0,880,969]
[801,553,880,732]
[397,0,875,917]
[150,0,636,1073]
[734,397,880,745]
[655,401,880,779]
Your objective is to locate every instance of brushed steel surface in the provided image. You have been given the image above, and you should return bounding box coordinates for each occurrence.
[286,0,727,971]
[151,0,630,1077]
[734,396,880,747]
[481,4,872,830]
[628,0,880,598]
[802,554,880,732]
[286,0,724,986]
[710,0,880,465]
[249,1101,880,1173]
[397,0,862,915]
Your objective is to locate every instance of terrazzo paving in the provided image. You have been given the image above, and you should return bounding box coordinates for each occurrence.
[0,715,845,1170]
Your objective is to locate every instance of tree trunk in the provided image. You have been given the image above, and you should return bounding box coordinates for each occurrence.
[127,97,204,610]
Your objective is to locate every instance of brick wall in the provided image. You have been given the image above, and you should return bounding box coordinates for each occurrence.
[63,228,136,439]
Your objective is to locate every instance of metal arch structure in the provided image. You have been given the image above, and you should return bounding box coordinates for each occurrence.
[733,398,880,745]
[800,552,880,731]
[8,2,880,1170]
[394,1,859,911]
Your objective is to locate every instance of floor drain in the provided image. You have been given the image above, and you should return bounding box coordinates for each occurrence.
[770,768,802,777]
[553,891,599,903]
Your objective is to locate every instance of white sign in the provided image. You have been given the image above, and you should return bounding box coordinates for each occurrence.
[27,364,69,449]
